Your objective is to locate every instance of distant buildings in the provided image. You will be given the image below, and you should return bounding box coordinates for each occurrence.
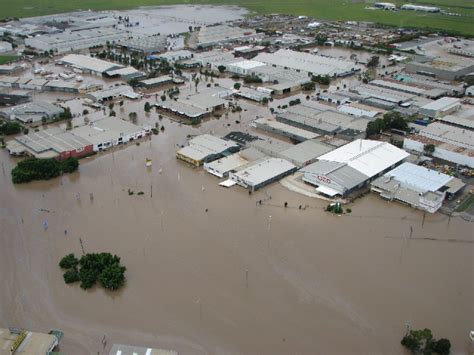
[193,25,258,49]
[25,28,127,54]
[400,4,440,12]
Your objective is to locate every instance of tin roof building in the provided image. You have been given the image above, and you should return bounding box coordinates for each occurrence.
[278,140,334,167]
[58,54,122,75]
[301,139,409,197]
[371,162,464,213]
[229,157,297,191]
[204,147,265,178]
[176,134,240,166]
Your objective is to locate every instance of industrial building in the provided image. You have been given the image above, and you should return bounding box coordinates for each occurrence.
[104,67,145,81]
[0,63,25,75]
[234,87,270,103]
[371,162,464,213]
[0,90,31,105]
[0,101,63,123]
[301,139,409,197]
[204,147,265,178]
[229,157,297,191]
[278,140,334,167]
[0,41,13,53]
[249,138,293,157]
[7,126,93,159]
[58,54,122,76]
[138,76,176,89]
[394,73,465,97]
[253,49,359,77]
[176,134,240,166]
[25,28,127,54]
[71,117,150,151]
[155,100,208,123]
[0,327,62,355]
[193,25,258,49]
[86,85,136,102]
[252,117,320,142]
[276,103,369,140]
[151,50,193,63]
[405,56,474,81]
[400,4,440,12]
[403,122,474,168]
[374,2,396,10]
[419,97,461,118]
[233,45,266,59]
[118,35,167,54]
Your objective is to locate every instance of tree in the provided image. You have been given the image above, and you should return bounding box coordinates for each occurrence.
[99,263,126,290]
[59,253,79,269]
[233,82,241,90]
[424,144,435,155]
[367,55,380,68]
[144,102,151,113]
[129,112,137,124]
[82,109,89,115]
[63,268,80,284]
[432,338,451,355]
[400,328,450,355]
[0,121,22,135]
[109,110,116,117]
[217,65,226,73]
[311,75,331,85]
[108,103,114,111]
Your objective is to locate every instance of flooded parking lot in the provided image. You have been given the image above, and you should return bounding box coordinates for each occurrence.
[0,90,472,353]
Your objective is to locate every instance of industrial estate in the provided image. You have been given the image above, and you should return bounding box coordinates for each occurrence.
[0,2,473,355]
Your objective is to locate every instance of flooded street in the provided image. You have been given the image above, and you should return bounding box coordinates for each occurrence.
[0,103,472,353]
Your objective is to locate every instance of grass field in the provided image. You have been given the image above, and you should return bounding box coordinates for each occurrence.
[1,0,473,36]
[0,55,18,65]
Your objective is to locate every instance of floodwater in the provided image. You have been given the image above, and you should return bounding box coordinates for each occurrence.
[1,86,473,354]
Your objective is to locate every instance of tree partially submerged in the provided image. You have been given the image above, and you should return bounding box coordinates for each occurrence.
[59,252,126,291]
[401,328,451,355]
[11,157,79,184]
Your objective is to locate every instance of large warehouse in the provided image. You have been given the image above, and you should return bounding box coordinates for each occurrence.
[229,157,297,191]
[176,134,240,166]
[203,147,265,178]
[254,49,359,77]
[301,139,409,197]
[25,28,127,54]
[58,54,122,76]
[371,162,464,213]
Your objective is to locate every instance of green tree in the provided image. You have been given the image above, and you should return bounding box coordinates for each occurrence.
[233,82,241,90]
[367,55,380,68]
[144,102,151,112]
[99,263,126,290]
[63,268,80,284]
[59,253,79,269]
[217,65,226,73]
[0,121,22,135]
[424,144,435,155]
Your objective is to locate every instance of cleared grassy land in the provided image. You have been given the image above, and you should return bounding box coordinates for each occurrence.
[0,55,17,65]
[1,0,473,35]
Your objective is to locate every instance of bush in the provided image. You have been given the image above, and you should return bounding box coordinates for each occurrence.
[243,75,262,84]
[63,268,80,284]
[59,253,79,269]
[99,263,127,290]
[311,75,331,85]
[233,83,241,90]
[11,157,79,184]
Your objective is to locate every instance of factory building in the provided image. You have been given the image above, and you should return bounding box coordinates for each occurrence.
[406,57,474,81]
[150,50,193,63]
[252,117,320,142]
[25,28,127,54]
[193,25,258,49]
[0,90,32,105]
[233,45,266,59]
[118,35,167,55]
[104,67,145,81]
[276,103,369,140]
[229,157,297,191]
[278,140,334,167]
[371,162,465,213]
[419,97,461,118]
[0,101,63,123]
[234,87,270,103]
[86,85,136,102]
[138,76,175,89]
[176,134,240,166]
[155,100,208,124]
[394,73,465,97]
[71,117,150,152]
[204,147,265,178]
[249,138,293,158]
[7,127,93,159]
[301,139,409,197]
[253,49,359,77]
[57,54,122,76]
[403,122,474,168]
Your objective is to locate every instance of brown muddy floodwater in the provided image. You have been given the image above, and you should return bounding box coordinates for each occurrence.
[0,99,473,354]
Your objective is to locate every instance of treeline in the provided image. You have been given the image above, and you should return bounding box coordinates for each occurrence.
[11,157,79,184]
[0,121,23,135]
[366,112,408,138]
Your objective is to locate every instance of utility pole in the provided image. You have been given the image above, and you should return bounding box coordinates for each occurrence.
[79,238,85,255]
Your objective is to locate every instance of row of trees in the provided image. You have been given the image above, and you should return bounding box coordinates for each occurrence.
[59,252,126,291]
[11,157,79,184]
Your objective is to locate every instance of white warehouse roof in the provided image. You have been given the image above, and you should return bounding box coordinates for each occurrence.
[420,97,461,111]
[59,54,121,74]
[383,162,453,193]
[318,139,409,178]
